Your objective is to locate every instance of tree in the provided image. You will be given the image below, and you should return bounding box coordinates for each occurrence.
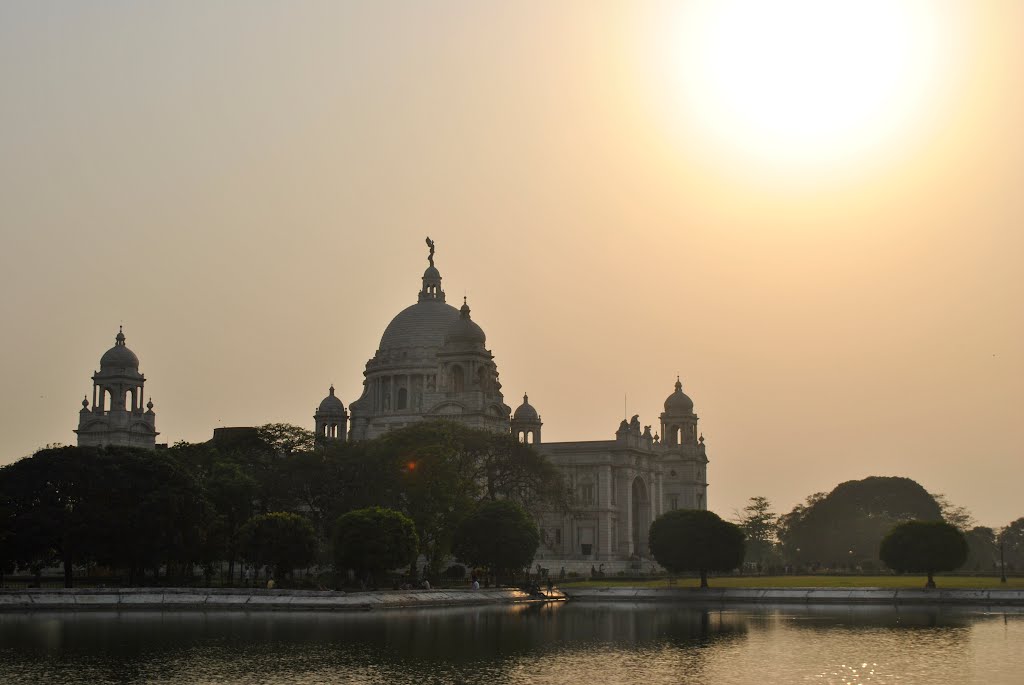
[735,496,777,569]
[0,446,208,587]
[333,507,418,584]
[879,520,968,588]
[961,526,998,572]
[239,512,318,582]
[92,448,209,583]
[453,500,540,584]
[0,447,99,587]
[778,477,942,568]
[999,518,1024,571]
[256,423,316,457]
[649,509,745,588]
[931,493,976,531]
[469,433,571,515]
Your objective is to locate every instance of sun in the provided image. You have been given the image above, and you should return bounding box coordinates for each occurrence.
[669,1,951,172]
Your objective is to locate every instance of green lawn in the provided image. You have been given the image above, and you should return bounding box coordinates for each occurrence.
[560,575,1024,589]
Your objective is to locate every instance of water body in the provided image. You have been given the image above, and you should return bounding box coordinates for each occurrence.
[0,603,1021,684]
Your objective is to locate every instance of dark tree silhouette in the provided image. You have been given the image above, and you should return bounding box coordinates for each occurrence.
[649,509,745,588]
[333,507,418,585]
[778,476,942,567]
[879,520,968,588]
[453,499,540,585]
[239,512,318,583]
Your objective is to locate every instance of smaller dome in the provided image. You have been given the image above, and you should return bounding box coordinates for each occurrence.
[318,385,346,414]
[100,328,140,369]
[664,378,694,414]
[444,299,486,345]
[513,393,538,420]
[423,265,441,282]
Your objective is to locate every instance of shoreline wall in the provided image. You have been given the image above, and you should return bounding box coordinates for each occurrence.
[563,587,1024,606]
[0,587,562,612]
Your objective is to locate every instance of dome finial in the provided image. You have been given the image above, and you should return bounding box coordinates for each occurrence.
[675,376,682,392]
[146,398,154,411]
[82,395,89,409]
[329,385,335,396]
[418,238,445,303]
[116,325,126,346]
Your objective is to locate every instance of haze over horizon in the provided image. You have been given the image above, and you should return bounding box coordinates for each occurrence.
[1,2,1021,528]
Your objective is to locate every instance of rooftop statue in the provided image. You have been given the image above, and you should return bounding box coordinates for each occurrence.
[426,236,435,267]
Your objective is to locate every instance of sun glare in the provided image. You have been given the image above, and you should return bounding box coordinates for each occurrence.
[670,1,951,172]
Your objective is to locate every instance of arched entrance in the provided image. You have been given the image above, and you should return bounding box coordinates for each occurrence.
[631,477,650,557]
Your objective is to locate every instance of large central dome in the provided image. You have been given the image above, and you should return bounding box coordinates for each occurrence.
[378,299,460,352]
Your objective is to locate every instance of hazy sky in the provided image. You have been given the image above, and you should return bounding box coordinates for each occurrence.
[1,2,1021,528]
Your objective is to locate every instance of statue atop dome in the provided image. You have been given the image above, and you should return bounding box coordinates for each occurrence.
[426,236,435,267]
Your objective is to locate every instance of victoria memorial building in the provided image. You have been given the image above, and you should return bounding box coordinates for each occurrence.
[76,240,709,567]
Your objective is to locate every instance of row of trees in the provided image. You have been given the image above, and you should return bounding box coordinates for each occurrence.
[646,504,975,589]
[734,476,1024,574]
[0,421,557,587]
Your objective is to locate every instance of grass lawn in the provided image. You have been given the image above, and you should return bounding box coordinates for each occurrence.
[560,575,1024,590]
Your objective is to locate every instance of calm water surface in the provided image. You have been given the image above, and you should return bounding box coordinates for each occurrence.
[0,603,1021,684]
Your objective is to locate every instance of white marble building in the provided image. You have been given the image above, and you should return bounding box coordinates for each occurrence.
[315,240,709,563]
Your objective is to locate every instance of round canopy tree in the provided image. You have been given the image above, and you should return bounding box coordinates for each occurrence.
[453,499,539,584]
[879,520,968,588]
[333,507,418,583]
[239,512,318,582]
[649,509,745,588]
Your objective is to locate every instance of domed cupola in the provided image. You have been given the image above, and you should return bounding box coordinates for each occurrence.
[100,327,140,370]
[513,393,538,420]
[318,385,346,413]
[664,377,694,415]
[444,298,486,347]
[314,385,348,442]
[511,393,542,444]
[660,377,698,447]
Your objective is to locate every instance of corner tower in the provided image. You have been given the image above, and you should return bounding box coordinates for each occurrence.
[658,377,708,511]
[75,327,158,449]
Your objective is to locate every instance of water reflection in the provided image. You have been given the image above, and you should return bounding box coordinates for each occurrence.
[0,604,1020,685]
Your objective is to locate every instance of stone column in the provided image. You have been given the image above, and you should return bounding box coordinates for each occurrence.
[625,473,634,556]
[603,465,614,558]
